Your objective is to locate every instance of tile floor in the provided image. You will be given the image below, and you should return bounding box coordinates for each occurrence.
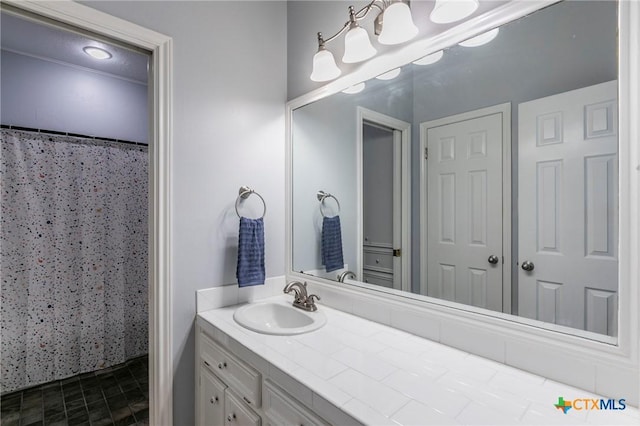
[1,356,148,426]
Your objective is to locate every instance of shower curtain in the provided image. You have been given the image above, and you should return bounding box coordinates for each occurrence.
[0,129,148,393]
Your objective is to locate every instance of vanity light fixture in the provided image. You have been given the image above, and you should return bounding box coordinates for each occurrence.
[413,50,444,65]
[376,67,401,80]
[458,27,499,47]
[83,46,112,60]
[342,82,366,94]
[310,0,418,82]
[430,0,479,24]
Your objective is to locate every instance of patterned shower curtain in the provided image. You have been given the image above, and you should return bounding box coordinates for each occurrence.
[0,129,148,393]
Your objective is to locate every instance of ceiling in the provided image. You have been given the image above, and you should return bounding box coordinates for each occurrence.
[1,12,149,84]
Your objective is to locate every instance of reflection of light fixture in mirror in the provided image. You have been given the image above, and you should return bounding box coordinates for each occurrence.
[83,46,112,60]
[342,6,377,63]
[378,1,419,45]
[376,68,401,80]
[310,33,342,82]
[459,28,500,47]
[342,82,366,94]
[413,50,444,65]
[430,0,479,24]
[310,1,422,81]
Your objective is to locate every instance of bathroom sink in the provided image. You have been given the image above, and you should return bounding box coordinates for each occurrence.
[233,301,326,335]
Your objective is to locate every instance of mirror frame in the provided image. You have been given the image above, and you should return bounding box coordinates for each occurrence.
[286,0,639,402]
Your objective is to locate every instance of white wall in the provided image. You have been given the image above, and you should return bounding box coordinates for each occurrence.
[1,50,148,143]
[78,1,287,424]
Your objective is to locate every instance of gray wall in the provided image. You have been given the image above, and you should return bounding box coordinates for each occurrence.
[1,50,148,143]
[78,1,287,424]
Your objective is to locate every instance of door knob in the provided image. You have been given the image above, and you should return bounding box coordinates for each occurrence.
[488,255,499,264]
[521,261,534,271]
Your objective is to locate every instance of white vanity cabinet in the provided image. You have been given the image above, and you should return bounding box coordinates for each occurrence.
[197,329,262,426]
[196,324,335,426]
[262,380,328,426]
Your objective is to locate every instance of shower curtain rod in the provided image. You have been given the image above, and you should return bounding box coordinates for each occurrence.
[1,124,148,147]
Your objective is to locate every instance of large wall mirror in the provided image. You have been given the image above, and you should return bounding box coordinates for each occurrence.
[291,0,620,342]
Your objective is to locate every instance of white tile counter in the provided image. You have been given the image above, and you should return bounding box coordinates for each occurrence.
[197,294,639,425]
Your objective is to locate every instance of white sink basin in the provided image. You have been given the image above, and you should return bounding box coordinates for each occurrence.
[233,301,326,335]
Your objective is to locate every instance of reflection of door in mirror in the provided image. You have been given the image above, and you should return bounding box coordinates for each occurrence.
[518,80,618,337]
[362,123,399,289]
[420,103,511,313]
[358,108,411,292]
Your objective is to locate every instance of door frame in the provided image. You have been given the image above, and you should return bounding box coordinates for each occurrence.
[2,1,174,424]
[357,107,411,292]
[419,102,511,313]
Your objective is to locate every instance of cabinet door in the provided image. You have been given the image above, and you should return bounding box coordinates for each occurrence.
[224,389,261,426]
[199,362,227,426]
[263,380,328,426]
[201,332,261,407]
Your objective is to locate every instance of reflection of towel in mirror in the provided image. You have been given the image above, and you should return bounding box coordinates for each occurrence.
[237,217,265,287]
[322,215,344,273]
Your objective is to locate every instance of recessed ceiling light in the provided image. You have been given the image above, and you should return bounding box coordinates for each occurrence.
[458,28,500,47]
[413,50,444,66]
[376,68,401,80]
[83,46,112,60]
[342,82,366,94]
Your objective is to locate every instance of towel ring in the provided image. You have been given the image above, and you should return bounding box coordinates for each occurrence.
[317,190,341,218]
[235,186,266,219]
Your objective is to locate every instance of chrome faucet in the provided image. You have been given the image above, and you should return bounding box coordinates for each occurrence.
[337,270,356,283]
[283,281,321,312]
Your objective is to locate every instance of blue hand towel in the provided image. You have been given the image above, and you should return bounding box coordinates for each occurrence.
[236,217,265,287]
[321,215,344,273]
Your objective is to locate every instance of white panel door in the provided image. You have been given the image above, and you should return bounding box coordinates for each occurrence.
[518,80,618,336]
[426,112,504,312]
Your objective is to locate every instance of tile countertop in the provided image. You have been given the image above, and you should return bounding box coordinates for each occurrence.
[197,295,639,426]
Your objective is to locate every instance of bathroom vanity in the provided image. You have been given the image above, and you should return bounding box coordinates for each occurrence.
[196,292,639,425]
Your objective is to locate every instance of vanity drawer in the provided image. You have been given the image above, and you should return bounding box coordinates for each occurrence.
[263,380,328,426]
[362,270,394,288]
[363,249,394,273]
[225,389,261,426]
[200,333,262,407]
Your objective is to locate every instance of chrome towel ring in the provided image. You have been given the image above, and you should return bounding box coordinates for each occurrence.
[235,186,266,219]
[317,190,341,218]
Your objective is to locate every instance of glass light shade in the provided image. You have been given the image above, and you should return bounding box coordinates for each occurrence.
[83,46,112,60]
[342,26,377,63]
[310,49,341,82]
[413,50,444,65]
[458,28,500,47]
[378,2,419,45]
[430,0,479,24]
[376,68,401,80]
[342,82,366,94]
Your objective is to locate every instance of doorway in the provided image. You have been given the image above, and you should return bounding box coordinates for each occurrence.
[357,107,411,292]
[0,2,172,424]
[420,103,511,313]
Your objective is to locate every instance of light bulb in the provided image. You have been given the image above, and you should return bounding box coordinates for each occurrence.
[378,2,418,45]
[459,28,500,47]
[413,50,444,66]
[342,26,377,63]
[430,0,479,24]
[83,46,112,60]
[310,49,341,82]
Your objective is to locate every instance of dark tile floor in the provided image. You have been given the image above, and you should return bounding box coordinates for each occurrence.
[1,356,148,426]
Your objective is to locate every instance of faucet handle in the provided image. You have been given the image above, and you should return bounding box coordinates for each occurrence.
[308,294,320,303]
